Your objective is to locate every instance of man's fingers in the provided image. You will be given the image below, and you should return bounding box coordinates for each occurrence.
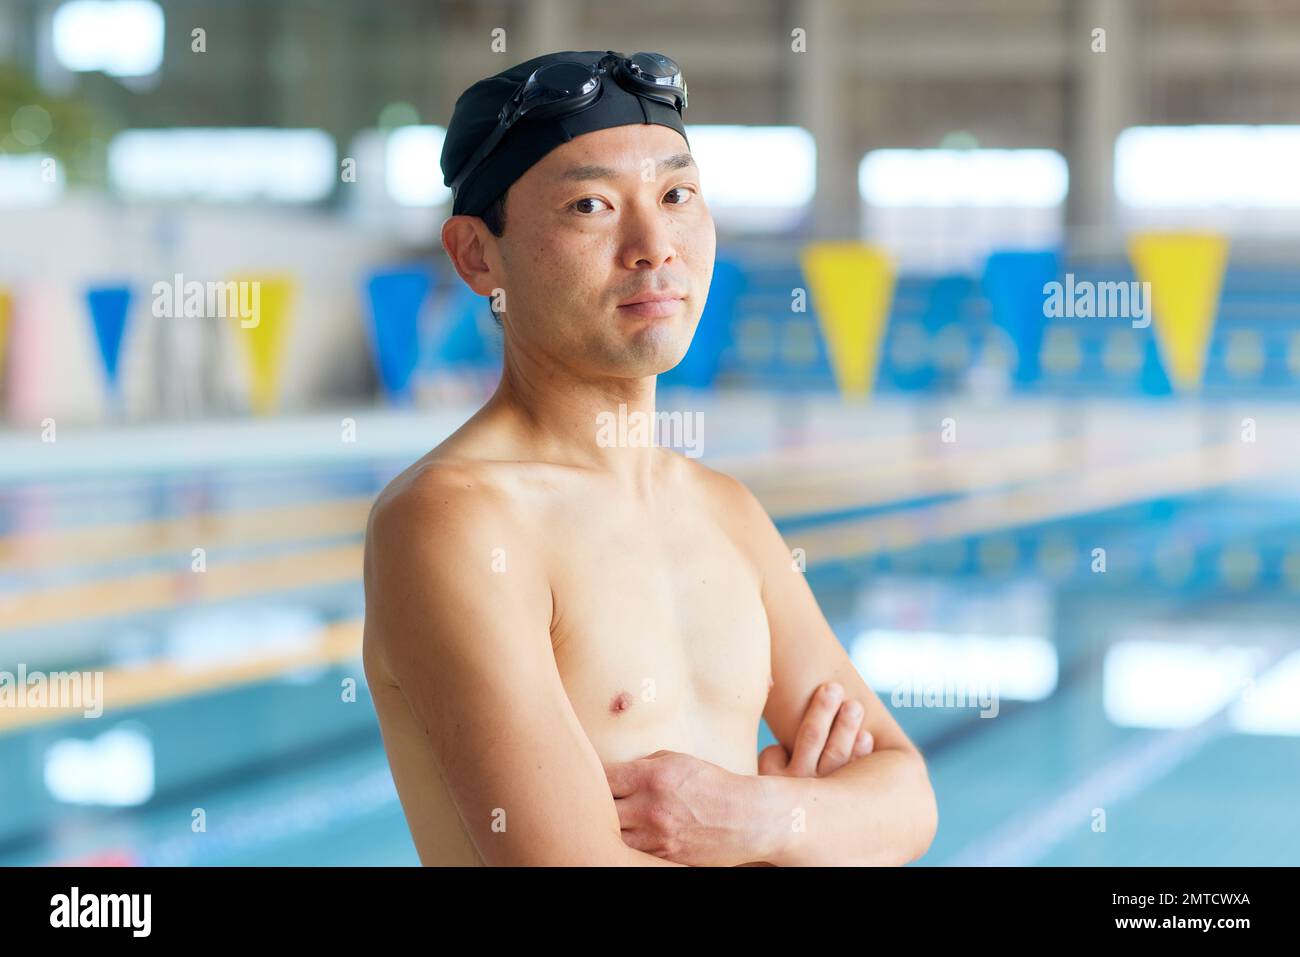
[785,682,843,776]
[603,760,643,798]
[816,698,864,776]
[853,729,875,757]
[757,743,789,775]
[605,749,679,797]
[618,826,655,853]
[613,795,644,832]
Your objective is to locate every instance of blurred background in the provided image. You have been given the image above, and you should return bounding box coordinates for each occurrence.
[2,0,1299,866]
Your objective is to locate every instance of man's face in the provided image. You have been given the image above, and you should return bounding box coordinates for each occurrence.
[489,123,715,379]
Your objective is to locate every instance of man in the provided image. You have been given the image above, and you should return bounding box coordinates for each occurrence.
[362,50,938,866]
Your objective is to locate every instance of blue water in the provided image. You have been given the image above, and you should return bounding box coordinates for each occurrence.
[2,433,1297,867]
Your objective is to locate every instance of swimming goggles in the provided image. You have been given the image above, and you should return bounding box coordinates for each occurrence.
[448,51,688,192]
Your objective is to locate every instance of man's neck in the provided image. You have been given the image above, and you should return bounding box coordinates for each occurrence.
[481,350,663,494]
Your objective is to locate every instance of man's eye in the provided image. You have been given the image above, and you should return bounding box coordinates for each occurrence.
[571,197,609,214]
[664,186,694,205]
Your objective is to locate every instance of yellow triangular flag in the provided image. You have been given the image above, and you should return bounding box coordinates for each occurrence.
[230,274,295,415]
[0,288,11,387]
[1129,232,1229,393]
[800,242,895,398]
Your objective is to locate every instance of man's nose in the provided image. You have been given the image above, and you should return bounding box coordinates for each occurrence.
[619,198,678,269]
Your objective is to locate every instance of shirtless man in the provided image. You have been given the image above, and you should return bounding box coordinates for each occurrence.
[362,50,938,866]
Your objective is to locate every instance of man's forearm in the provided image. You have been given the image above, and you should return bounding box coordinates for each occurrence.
[620,844,688,866]
[750,749,937,866]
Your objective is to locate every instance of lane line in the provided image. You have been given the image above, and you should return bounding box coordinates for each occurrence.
[0,429,1110,571]
[3,446,1290,727]
[793,442,1289,564]
[0,619,362,732]
[942,644,1293,867]
[2,543,362,630]
[2,441,1285,632]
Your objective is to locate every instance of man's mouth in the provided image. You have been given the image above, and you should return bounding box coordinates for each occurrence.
[617,293,685,319]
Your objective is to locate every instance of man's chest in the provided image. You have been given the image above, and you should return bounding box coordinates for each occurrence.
[544,507,772,765]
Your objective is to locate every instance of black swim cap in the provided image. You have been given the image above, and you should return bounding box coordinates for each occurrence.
[440,50,690,218]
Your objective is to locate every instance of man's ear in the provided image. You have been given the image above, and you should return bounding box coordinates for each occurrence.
[441,214,498,297]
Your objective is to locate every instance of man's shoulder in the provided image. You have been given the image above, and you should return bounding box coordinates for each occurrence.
[363,455,550,653]
[673,453,765,517]
[368,454,520,541]
[363,456,544,619]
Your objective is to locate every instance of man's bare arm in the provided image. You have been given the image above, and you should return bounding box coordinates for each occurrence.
[603,469,937,867]
[739,476,939,866]
[608,693,876,867]
[364,466,682,867]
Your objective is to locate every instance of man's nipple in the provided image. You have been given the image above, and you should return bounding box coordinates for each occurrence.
[609,691,633,715]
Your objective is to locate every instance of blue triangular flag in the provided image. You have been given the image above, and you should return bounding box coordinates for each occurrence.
[364,265,433,399]
[86,285,132,392]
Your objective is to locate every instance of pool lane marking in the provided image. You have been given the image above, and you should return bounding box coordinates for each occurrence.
[1,439,1283,632]
[0,618,363,732]
[2,446,1288,729]
[2,542,363,630]
[944,643,1291,866]
[0,434,1103,629]
[1,431,1096,575]
[0,430,930,569]
[793,441,1288,566]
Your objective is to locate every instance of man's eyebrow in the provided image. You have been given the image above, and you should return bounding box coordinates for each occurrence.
[556,152,697,183]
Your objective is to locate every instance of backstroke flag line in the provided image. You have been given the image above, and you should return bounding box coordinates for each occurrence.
[800,242,895,399]
[231,274,295,415]
[364,266,432,401]
[85,285,132,397]
[982,249,1061,386]
[1128,231,1230,394]
[0,288,10,387]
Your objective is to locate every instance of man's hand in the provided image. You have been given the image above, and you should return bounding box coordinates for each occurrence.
[606,750,771,868]
[758,681,874,777]
[605,683,876,866]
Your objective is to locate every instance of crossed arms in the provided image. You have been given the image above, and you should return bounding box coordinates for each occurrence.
[363,465,938,866]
